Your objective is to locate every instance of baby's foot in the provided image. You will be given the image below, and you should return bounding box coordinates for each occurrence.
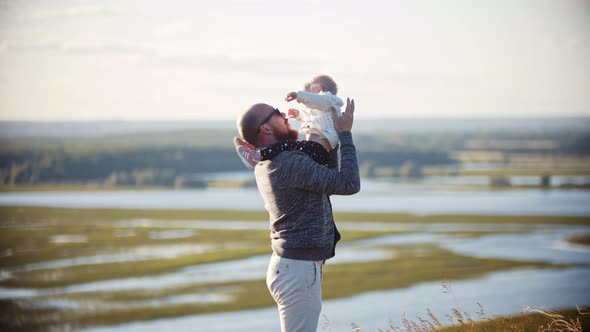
[233,137,260,169]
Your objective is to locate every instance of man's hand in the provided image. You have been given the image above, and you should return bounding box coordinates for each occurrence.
[285,92,297,102]
[288,108,300,119]
[332,98,355,132]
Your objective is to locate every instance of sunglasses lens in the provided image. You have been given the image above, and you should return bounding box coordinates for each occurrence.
[257,108,280,133]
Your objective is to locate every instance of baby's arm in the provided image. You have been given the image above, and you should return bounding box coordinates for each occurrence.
[288,108,302,121]
[286,91,334,111]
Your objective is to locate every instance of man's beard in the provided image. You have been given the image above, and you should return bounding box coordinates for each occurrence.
[276,128,299,141]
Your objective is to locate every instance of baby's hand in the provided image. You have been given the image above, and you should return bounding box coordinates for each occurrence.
[287,108,300,119]
[285,92,297,102]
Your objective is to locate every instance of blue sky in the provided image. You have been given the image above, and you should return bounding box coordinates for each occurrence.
[0,0,588,121]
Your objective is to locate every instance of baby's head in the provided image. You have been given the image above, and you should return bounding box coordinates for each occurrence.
[304,75,338,95]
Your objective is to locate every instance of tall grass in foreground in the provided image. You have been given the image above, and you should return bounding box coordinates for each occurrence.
[349,305,589,332]
[347,281,590,332]
[529,307,590,332]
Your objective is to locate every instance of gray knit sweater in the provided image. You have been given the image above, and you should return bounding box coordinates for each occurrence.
[254,131,360,261]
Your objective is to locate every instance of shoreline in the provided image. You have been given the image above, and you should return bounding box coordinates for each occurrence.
[2,179,590,193]
[1,205,589,225]
[1,206,589,331]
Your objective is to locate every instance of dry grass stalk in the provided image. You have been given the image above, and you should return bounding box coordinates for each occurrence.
[349,283,588,332]
[351,304,588,332]
[350,322,362,332]
[427,308,443,328]
[528,305,588,332]
[322,314,333,332]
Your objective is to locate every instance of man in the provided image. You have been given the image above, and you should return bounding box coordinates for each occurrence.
[235,98,360,332]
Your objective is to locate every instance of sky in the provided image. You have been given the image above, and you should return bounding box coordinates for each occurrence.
[0,0,589,121]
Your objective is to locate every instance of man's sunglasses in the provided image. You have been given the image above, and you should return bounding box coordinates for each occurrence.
[257,108,281,133]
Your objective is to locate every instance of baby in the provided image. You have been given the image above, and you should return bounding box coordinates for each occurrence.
[286,74,344,153]
[234,74,343,169]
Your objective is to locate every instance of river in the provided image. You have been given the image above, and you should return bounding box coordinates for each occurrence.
[74,225,590,332]
[1,181,589,331]
[80,268,590,332]
[1,221,588,332]
[1,179,590,216]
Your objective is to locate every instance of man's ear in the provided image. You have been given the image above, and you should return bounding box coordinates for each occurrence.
[259,124,272,135]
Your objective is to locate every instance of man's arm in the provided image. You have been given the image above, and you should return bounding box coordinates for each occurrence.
[326,143,339,170]
[286,131,359,195]
[284,98,359,195]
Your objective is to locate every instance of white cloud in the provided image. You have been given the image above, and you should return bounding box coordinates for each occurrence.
[152,53,319,75]
[62,41,154,56]
[22,5,122,21]
[154,19,192,38]
[0,0,589,120]
[4,40,62,52]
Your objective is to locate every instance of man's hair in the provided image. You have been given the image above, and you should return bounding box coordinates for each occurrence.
[306,74,338,95]
[237,104,263,146]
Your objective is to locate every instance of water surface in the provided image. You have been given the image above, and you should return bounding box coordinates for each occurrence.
[79,268,590,332]
[1,184,589,215]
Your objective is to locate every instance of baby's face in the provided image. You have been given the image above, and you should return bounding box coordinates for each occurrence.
[306,83,322,94]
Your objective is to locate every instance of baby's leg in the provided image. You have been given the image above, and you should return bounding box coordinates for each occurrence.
[305,133,339,170]
[233,137,260,170]
[306,133,331,152]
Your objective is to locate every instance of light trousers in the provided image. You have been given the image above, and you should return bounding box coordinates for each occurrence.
[266,254,323,332]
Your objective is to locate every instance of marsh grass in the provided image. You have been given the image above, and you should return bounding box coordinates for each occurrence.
[322,244,559,300]
[0,206,588,331]
[0,245,563,332]
[348,281,590,332]
[2,206,589,225]
[566,234,590,247]
[431,229,532,238]
[349,300,590,332]
[1,221,390,288]
[0,183,173,193]
[529,306,590,332]
[333,212,589,225]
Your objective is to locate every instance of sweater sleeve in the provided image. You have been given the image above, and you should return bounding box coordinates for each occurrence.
[282,131,360,195]
[296,91,335,111]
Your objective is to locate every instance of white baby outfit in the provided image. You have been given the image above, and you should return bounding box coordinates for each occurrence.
[295,91,344,149]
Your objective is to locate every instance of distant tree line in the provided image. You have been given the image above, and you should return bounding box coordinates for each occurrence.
[1,128,588,187]
[0,148,244,187]
[0,147,455,186]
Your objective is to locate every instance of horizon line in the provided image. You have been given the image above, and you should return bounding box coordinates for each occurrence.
[1,115,590,124]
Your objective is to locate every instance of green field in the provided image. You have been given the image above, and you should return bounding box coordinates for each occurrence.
[0,206,588,332]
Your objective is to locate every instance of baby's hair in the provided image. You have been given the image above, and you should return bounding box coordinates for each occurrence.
[306,75,338,95]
